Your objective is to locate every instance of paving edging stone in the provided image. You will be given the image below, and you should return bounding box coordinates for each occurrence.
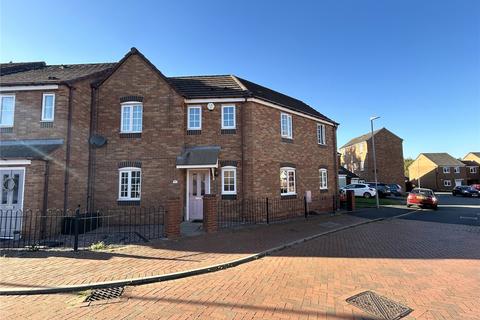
[0,210,416,296]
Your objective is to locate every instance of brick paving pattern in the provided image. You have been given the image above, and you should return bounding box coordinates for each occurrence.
[1,217,479,319]
[0,214,365,290]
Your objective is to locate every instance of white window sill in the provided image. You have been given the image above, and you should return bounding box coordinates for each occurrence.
[187,128,201,131]
[120,131,142,134]
[222,126,236,130]
[281,193,297,196]
[320,187,328,190]
[222,192,237,195]
[117,198,141,201]
[0,125,13,128]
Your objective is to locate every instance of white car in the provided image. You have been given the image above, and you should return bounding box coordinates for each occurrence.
[341,183,377,198]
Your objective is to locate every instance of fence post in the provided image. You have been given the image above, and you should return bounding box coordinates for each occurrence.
[73,205,80,251]
[203,194,218,233]
[304,196,308,219]
[266,197,269,224]
[165,198,182,239]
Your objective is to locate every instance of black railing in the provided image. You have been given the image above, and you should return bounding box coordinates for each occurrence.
[0,206,165,251]
[218,195,336,229]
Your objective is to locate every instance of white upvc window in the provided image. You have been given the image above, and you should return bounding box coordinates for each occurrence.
[454,167,460,174]
[221,166,237,195]
[280,113,292,139]
[221,105,236,129]
[0,94,15,127]
[41,93,55,121]
[120,102,143,133]
[118,167,141,200]
[443,180,451,187]
[317,123,326,145]
[470,167,477,174]
[187,106,202,130]
[360,160,365,171]
[280,167,296,195]
[443,167,450,174]
[319,168,328,190]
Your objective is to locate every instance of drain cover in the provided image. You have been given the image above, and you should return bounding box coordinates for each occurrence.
[84,286,124,303]
[346,291,413,320]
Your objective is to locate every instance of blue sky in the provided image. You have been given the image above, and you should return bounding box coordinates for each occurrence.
[1,0,479,158]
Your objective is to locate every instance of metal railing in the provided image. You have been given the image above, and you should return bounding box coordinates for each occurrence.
[0,206,165,251]
[218,195,336,229]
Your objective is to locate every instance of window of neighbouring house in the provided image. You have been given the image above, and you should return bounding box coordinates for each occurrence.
[280,113,292,139]
[360,160,365,171]
[187,106,202,130]
[454,167,460,174]
[41,93,55,122]
[0,95,15,127]
[221,166,236,195]
[470,167,478,174]
[221,105,236,129]
[317,123,326,145]
[280,167,296,195]
[443,180,451,187]
[121,102,143,133]
[319,168,328,190]
[118,168,141,200]
[443,167,450,174]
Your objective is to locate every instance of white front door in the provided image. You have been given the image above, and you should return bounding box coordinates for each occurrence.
[0,168,25,239]
[455,179,463,187]
[188,170,210,221]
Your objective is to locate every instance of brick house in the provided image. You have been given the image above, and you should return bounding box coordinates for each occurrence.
[462,152,480,184]
[1,48,338,237]
[408,153,467,191]
[338,128,404,188]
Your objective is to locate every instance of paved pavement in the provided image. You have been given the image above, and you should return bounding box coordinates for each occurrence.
[1,211,478,319]
[0,214,368,291]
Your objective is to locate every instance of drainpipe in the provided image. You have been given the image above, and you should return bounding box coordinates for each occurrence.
[333,124,339,210]
[240,98,248,217]
[86,85,97,212]
[41,160,50,238]
[63,83,74,213]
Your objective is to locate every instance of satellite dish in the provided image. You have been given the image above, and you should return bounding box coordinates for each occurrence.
[89,134,107,147]
[207,102,215,111]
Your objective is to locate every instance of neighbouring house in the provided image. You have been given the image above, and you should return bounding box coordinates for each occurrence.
[461,152,480,184]
[0,48,338,238]
[338,166,360,189]
[408,153,467,191]
[338,127,404,188]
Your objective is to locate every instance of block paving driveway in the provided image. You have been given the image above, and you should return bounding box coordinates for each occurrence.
[1,197,479,319]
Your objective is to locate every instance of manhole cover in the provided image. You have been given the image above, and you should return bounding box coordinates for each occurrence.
[346,291,413,320]
[84,286,124,303]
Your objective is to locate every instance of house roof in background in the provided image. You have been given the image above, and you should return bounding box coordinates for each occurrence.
[461,160,479,166]
[340,127,402,149]
[0,61,46,75]
[421,153,465,166]
[464,152,480,159]
[0,63,115,85]
[338,166,359,178]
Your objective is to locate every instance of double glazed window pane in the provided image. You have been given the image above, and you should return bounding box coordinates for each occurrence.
[222,106,235,128]
[281,114,292,138]
[189,107,201,129]
[317,124,325,144]
[0,96,14,126]
[280,169,295,194]
[119,170,141,200]
[121,105,142,132]
[42,94,54,120]
[223,170,235,192]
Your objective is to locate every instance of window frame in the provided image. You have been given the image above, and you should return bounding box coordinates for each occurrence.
[41,93,55,122]
[280,113,293,139]
[221,166,237,195]
[120,102,143,133]
[454,166,460,174]
[0,94,15,128]
[317,123,326,145]
[280,167,296,196]
[221,105,236,129]
[319,168,328,190]
[470,167,477,174]
[118,167,142,201]
[187,105,202,130]
[443,180,451,187]
[443,167,450,174]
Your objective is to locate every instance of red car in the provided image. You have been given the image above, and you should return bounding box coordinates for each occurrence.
[407,188,438,210]
[471,184,480,191]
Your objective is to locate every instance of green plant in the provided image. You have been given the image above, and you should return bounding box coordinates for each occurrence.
[89,241,108,251]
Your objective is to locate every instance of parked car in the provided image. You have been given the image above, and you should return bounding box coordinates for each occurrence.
[452,186,480,197]
[341,183,377,198]
[366,182,391,198]
[407,188,438,210]
[470,184,480,191]
[388,184,403,196]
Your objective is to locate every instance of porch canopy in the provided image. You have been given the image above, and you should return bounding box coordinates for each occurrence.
[176,146,220,169]
[0,139,64,160]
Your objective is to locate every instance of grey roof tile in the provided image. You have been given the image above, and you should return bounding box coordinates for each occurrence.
[422,153,465,166]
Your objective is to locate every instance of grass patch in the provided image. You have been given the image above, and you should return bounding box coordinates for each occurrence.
[89,241,108,251]
[355,197,405,208]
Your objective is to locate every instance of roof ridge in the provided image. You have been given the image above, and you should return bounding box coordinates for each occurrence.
[169,74,233,79]
[45,62,117,67]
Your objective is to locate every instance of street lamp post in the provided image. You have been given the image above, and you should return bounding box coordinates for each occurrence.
[370,116,380,209]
